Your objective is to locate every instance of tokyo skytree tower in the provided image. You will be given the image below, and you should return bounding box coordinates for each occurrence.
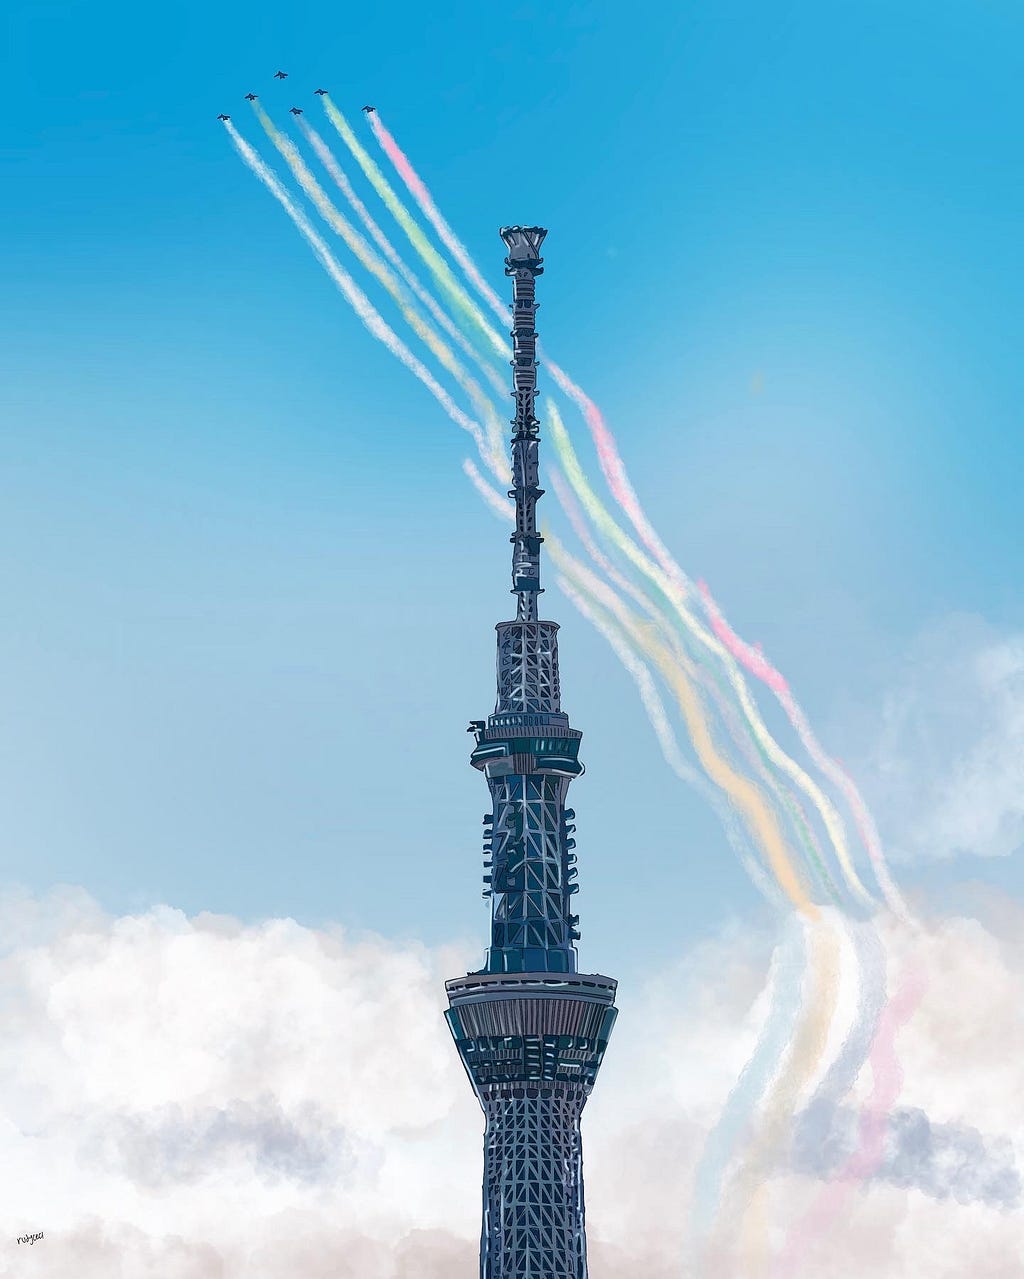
[445,227,618,1279]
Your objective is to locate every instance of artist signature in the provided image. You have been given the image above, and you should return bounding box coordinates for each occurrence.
[16,1232,43,1245]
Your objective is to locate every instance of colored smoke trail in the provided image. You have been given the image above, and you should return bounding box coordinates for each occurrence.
[363,105,885,913]
[847,967,927,1180]
[547,399,873,909]
[545,360,685,585]
[229,108,925,1271]
[724,921,843,1278]
[555,572,785,909]
[550,542,815,918]
[688,921,807,1252]
[320,97,508,358]
[795,923,887,1131]
[221,122,489,459]
[365,109,888,912]
[699,580,910,921]
[551,531,849,1261]
[362,106,684,589]
[548,462,670,636]
[704,676,844,910]
[552,454,843,906]
[368,110,507,318]
[297,117,507,399]
[549,366,877,907]
[464,451,782,903]
[262,97,853,920]
[777,962,927,1278]
[557,578,701,790]
[463,457,514,522]
[365,111,688,584]
[251,104,508,482]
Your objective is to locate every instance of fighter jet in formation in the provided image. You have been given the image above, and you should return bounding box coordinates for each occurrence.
[274,70,288,80]
[314,88,328,96]
[244,93,258,101]
[289,106,303,116]
[362,105,375,113]
[217,113,230,121]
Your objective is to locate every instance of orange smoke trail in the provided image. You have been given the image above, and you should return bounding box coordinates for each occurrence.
[729,921,842,1278]
[549,541,815,919]
[548,400,873,907]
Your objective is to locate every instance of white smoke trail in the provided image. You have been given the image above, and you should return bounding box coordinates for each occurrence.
[462,457,514,521]
[298,118,507,398]
[222,122,489,459]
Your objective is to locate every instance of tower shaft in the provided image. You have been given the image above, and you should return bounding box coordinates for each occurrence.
[446,228,617,1279]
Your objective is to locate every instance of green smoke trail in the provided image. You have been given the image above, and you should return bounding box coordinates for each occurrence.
[252,103,508,480]
[320,97,507,359]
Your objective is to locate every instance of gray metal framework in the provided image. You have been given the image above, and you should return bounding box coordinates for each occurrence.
[446,228,618,1279]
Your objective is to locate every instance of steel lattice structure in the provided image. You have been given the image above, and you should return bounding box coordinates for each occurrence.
[446,228,618,1279]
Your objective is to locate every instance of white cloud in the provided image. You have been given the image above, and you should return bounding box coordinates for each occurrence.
[0,888,1021,1276]
[848,614,1024,862]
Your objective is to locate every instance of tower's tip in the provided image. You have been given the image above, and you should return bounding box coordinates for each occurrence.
[500,226,548,265]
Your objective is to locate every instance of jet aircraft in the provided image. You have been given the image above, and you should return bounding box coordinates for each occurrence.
[289,106,303,115]
[244,93,258,101]
[217,113,230,121]
[274,70,288,79]
[362,105,375,113]
[314,88,327,96]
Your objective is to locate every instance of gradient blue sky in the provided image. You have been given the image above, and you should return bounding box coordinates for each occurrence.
[3,1,1023,980]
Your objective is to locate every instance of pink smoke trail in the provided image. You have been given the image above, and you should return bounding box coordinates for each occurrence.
[368,115,715,605]
[298,118,506,398]
[698,579,910,921]
[776,964,927,1279]
[366,114,688,585]
[543,361,690,587]
[222,122,489,458]
[367,112,506,316]
[548,464,666,626]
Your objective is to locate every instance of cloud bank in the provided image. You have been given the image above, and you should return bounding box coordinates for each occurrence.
[0,887,1021,1276]
[852,615,1024,862]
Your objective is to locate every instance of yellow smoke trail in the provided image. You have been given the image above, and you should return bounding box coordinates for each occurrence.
[641,627,816,918]
[470,427,823,918]
[229,114,905,1279]
[343,105,888,914]
[320,97,508,360]
[549,538,816,918]
[251,104,508,482]
[548,461,670,636]
[463,455,786,906]
[547,399,874,908]
[547,447,849,1274]
[297,117,508,401]
[557,574,790,910]
[312,104,867,908]
[463,444,809,911]
[711,920,843,1278]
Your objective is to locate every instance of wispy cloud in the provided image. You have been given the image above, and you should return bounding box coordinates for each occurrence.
[845,614,1024,863]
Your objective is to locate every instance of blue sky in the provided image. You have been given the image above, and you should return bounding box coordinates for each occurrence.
[3,0,1024,980]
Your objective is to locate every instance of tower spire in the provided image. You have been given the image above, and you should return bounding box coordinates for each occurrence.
[502,225,547,623]
[446,228,617,1279]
